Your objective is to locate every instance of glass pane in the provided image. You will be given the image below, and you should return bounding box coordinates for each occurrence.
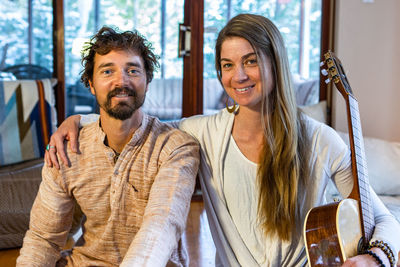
[0,1,28,69]
[64,0,98,115]
[203,0,322,115]
[65,0,184,120]
[0,0,52,75]
[32,0,53,72]
[203,1,227,115]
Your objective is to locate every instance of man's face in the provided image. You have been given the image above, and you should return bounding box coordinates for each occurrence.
[89,49,148,120]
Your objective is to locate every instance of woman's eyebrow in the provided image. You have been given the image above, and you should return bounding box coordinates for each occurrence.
[241,52,256,60]
[220,52,256,62]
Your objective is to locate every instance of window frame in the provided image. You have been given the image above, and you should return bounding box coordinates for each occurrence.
[51,0,335,124]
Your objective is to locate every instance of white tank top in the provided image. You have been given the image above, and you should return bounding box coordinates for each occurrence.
[223,135,267,265]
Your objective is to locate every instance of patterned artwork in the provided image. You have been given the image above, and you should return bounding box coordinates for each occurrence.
[0,79,57,165]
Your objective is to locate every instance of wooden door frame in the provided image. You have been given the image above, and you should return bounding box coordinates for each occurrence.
[182,0,204,118]
[52,0,65,124]
[320,0,336,126]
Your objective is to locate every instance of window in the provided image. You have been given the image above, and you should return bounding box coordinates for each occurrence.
[203,0,322,115]
[0,0,53,72]
[64,0,184,119]
[1,0,330,123]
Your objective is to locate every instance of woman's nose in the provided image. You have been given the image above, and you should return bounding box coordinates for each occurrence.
[233,66,249,82]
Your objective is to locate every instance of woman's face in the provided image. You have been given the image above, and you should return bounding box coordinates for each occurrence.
[220,37,274,112]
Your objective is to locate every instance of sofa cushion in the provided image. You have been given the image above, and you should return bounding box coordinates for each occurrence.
[378,195,400,224]
[336,131,400,196]
[300,100,328,124]
[143,78,225,120]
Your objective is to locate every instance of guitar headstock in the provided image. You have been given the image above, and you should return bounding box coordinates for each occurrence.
[321,50,353,98]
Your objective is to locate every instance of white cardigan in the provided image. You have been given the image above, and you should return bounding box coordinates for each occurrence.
[177,109,400,267]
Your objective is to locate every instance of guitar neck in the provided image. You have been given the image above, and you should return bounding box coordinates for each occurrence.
[346,95,374,242]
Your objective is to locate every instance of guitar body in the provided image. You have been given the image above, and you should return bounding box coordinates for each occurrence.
[304,199,362,266]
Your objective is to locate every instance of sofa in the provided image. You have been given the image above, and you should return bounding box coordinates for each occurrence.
[142,75,320,120]
[301,101,400,224]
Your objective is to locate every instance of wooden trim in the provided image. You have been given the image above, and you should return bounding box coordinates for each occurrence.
[182,0,204,117]
[52,0,65,124]
[183,0,204,198]
[319,0,336,126]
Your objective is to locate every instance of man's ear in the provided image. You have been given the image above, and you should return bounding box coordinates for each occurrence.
[89,80,95,95]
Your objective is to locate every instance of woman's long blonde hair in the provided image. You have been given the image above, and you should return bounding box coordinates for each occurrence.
[215,14,310,241]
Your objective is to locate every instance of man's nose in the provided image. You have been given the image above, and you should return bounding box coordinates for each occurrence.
[114,70,129,87]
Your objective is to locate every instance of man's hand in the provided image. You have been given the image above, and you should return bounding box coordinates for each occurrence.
[44,115,81,169]
[342,247,390,267]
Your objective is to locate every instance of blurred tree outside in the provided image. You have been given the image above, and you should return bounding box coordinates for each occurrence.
[204,0,322,80]
[0,0,52,72]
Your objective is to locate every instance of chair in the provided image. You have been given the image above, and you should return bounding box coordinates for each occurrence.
[2,64,52,80]
[66,80,98,116]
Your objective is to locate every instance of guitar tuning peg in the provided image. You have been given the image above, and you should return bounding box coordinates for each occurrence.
[321,69,328,76]
[320,61,325,67]
[324,78,331,84]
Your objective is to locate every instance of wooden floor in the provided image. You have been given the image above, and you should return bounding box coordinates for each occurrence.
[183,200,216,267]
[0,200,215,267]
[2,201,400,266]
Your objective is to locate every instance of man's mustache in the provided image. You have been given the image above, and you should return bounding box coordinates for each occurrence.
[107,87,136,99]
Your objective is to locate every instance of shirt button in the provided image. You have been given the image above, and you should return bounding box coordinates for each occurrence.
[107,152,114,158]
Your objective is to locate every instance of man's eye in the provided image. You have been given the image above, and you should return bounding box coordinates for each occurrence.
[102,69,112,75]
[128,69,138,74]
[127,68,143,76]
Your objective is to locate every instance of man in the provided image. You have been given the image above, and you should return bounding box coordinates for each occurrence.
[17,27,199,267]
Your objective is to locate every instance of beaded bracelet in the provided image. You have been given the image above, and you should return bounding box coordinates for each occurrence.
[364,250,385,267]
[369,240,395,267]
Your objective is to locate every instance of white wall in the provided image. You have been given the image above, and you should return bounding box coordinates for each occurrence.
[332,0,400,142]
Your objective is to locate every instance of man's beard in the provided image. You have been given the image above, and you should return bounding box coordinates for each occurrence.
[97,87,145,121]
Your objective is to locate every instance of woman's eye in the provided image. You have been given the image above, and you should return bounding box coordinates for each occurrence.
[245,59,257,65]
[222,63,232,69]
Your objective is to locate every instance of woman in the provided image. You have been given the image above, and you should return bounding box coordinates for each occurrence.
[47,14,399,266]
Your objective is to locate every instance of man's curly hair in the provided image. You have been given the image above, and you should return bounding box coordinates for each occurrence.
[80,26,159,87]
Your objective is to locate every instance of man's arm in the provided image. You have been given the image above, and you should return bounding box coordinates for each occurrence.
[121,136,200,267]
[16,165,74,267]
[45,114,183,169]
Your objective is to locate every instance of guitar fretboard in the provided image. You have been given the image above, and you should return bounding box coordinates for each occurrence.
[348,95,374,241]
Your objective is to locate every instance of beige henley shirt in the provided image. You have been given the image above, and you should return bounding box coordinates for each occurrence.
[17,114,200,267]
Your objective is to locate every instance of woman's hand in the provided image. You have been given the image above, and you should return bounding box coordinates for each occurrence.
[44,115,81,169]
[342,247,390,267]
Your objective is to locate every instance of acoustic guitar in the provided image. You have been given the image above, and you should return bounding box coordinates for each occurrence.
[303,51,374,266]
